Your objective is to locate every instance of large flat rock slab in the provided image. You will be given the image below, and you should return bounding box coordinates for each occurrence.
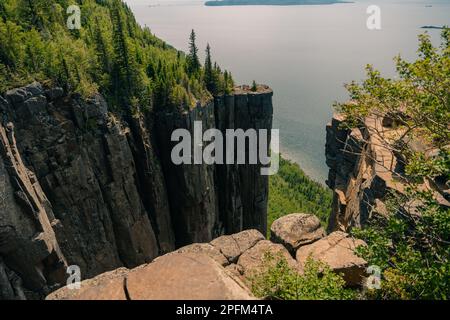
[126,253,254,300]
[46,253,255,300]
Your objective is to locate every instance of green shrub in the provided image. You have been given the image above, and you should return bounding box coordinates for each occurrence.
[250,252,356,300]
[353,192,450,300]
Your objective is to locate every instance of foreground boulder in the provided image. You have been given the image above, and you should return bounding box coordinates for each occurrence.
[47,253,254,300]
[296,231,367,286]
[270,213,325,254]
[210,229,265,263]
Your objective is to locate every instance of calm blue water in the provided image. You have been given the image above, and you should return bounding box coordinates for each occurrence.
[125,0,449,183]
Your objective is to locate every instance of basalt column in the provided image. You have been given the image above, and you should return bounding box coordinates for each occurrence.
[214,94,243,234]
[233,86,273,234]
[155,101,220,248]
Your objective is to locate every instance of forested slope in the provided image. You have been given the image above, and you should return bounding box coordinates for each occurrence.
[0,0,233,112]
[268,157,332,233]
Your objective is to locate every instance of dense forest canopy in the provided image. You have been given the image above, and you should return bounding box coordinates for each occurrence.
[0,0,234,112]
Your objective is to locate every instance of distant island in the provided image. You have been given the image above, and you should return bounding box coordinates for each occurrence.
[205,0,350,6]
[421,25,445,30]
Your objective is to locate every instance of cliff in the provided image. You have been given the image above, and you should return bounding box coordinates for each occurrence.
[325,113,450,232]
[0,82,273,299]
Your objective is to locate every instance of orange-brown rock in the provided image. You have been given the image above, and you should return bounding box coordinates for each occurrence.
[270,213,325,254]
[296,231,367,286]
[46,268,129,300]
[210,229,265,263]
[174,243,229,267]
[46,253,255,300]
[126,253,254,300]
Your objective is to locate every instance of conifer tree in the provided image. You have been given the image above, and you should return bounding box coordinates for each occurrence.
[93,17,112,74]
[21,0,46,30]
[0,2,7,22]
[204,43,215,94]
[187,29,200,75]
[110,0,140,103]
[251,80,257,92]
[0,0,231,106]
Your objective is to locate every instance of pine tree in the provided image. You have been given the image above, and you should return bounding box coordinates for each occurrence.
[110,0,139,103]
[223,70,234,94]
[93,17,112,75]
[0,20,25,69]
[0,1,7,22]
[21,0,46,30]
[186,29,200,75]
[204,43,215,94]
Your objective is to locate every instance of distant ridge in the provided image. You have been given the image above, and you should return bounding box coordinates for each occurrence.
[205,0,350,6]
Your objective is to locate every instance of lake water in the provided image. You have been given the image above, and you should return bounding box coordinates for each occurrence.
[124,0,449,183]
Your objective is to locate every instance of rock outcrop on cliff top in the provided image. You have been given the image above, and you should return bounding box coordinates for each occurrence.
[47,216,366,300]
[0,82,273,299]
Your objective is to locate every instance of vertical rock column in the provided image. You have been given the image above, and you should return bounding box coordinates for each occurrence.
[155,85,274,245]
[214,95,243,234]
[155,101,220,247]
[233,86,273,234]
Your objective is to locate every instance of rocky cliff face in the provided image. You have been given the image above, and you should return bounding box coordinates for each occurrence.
[325,113,406,232]
[0,82,273,299]
[325,113,450,232]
